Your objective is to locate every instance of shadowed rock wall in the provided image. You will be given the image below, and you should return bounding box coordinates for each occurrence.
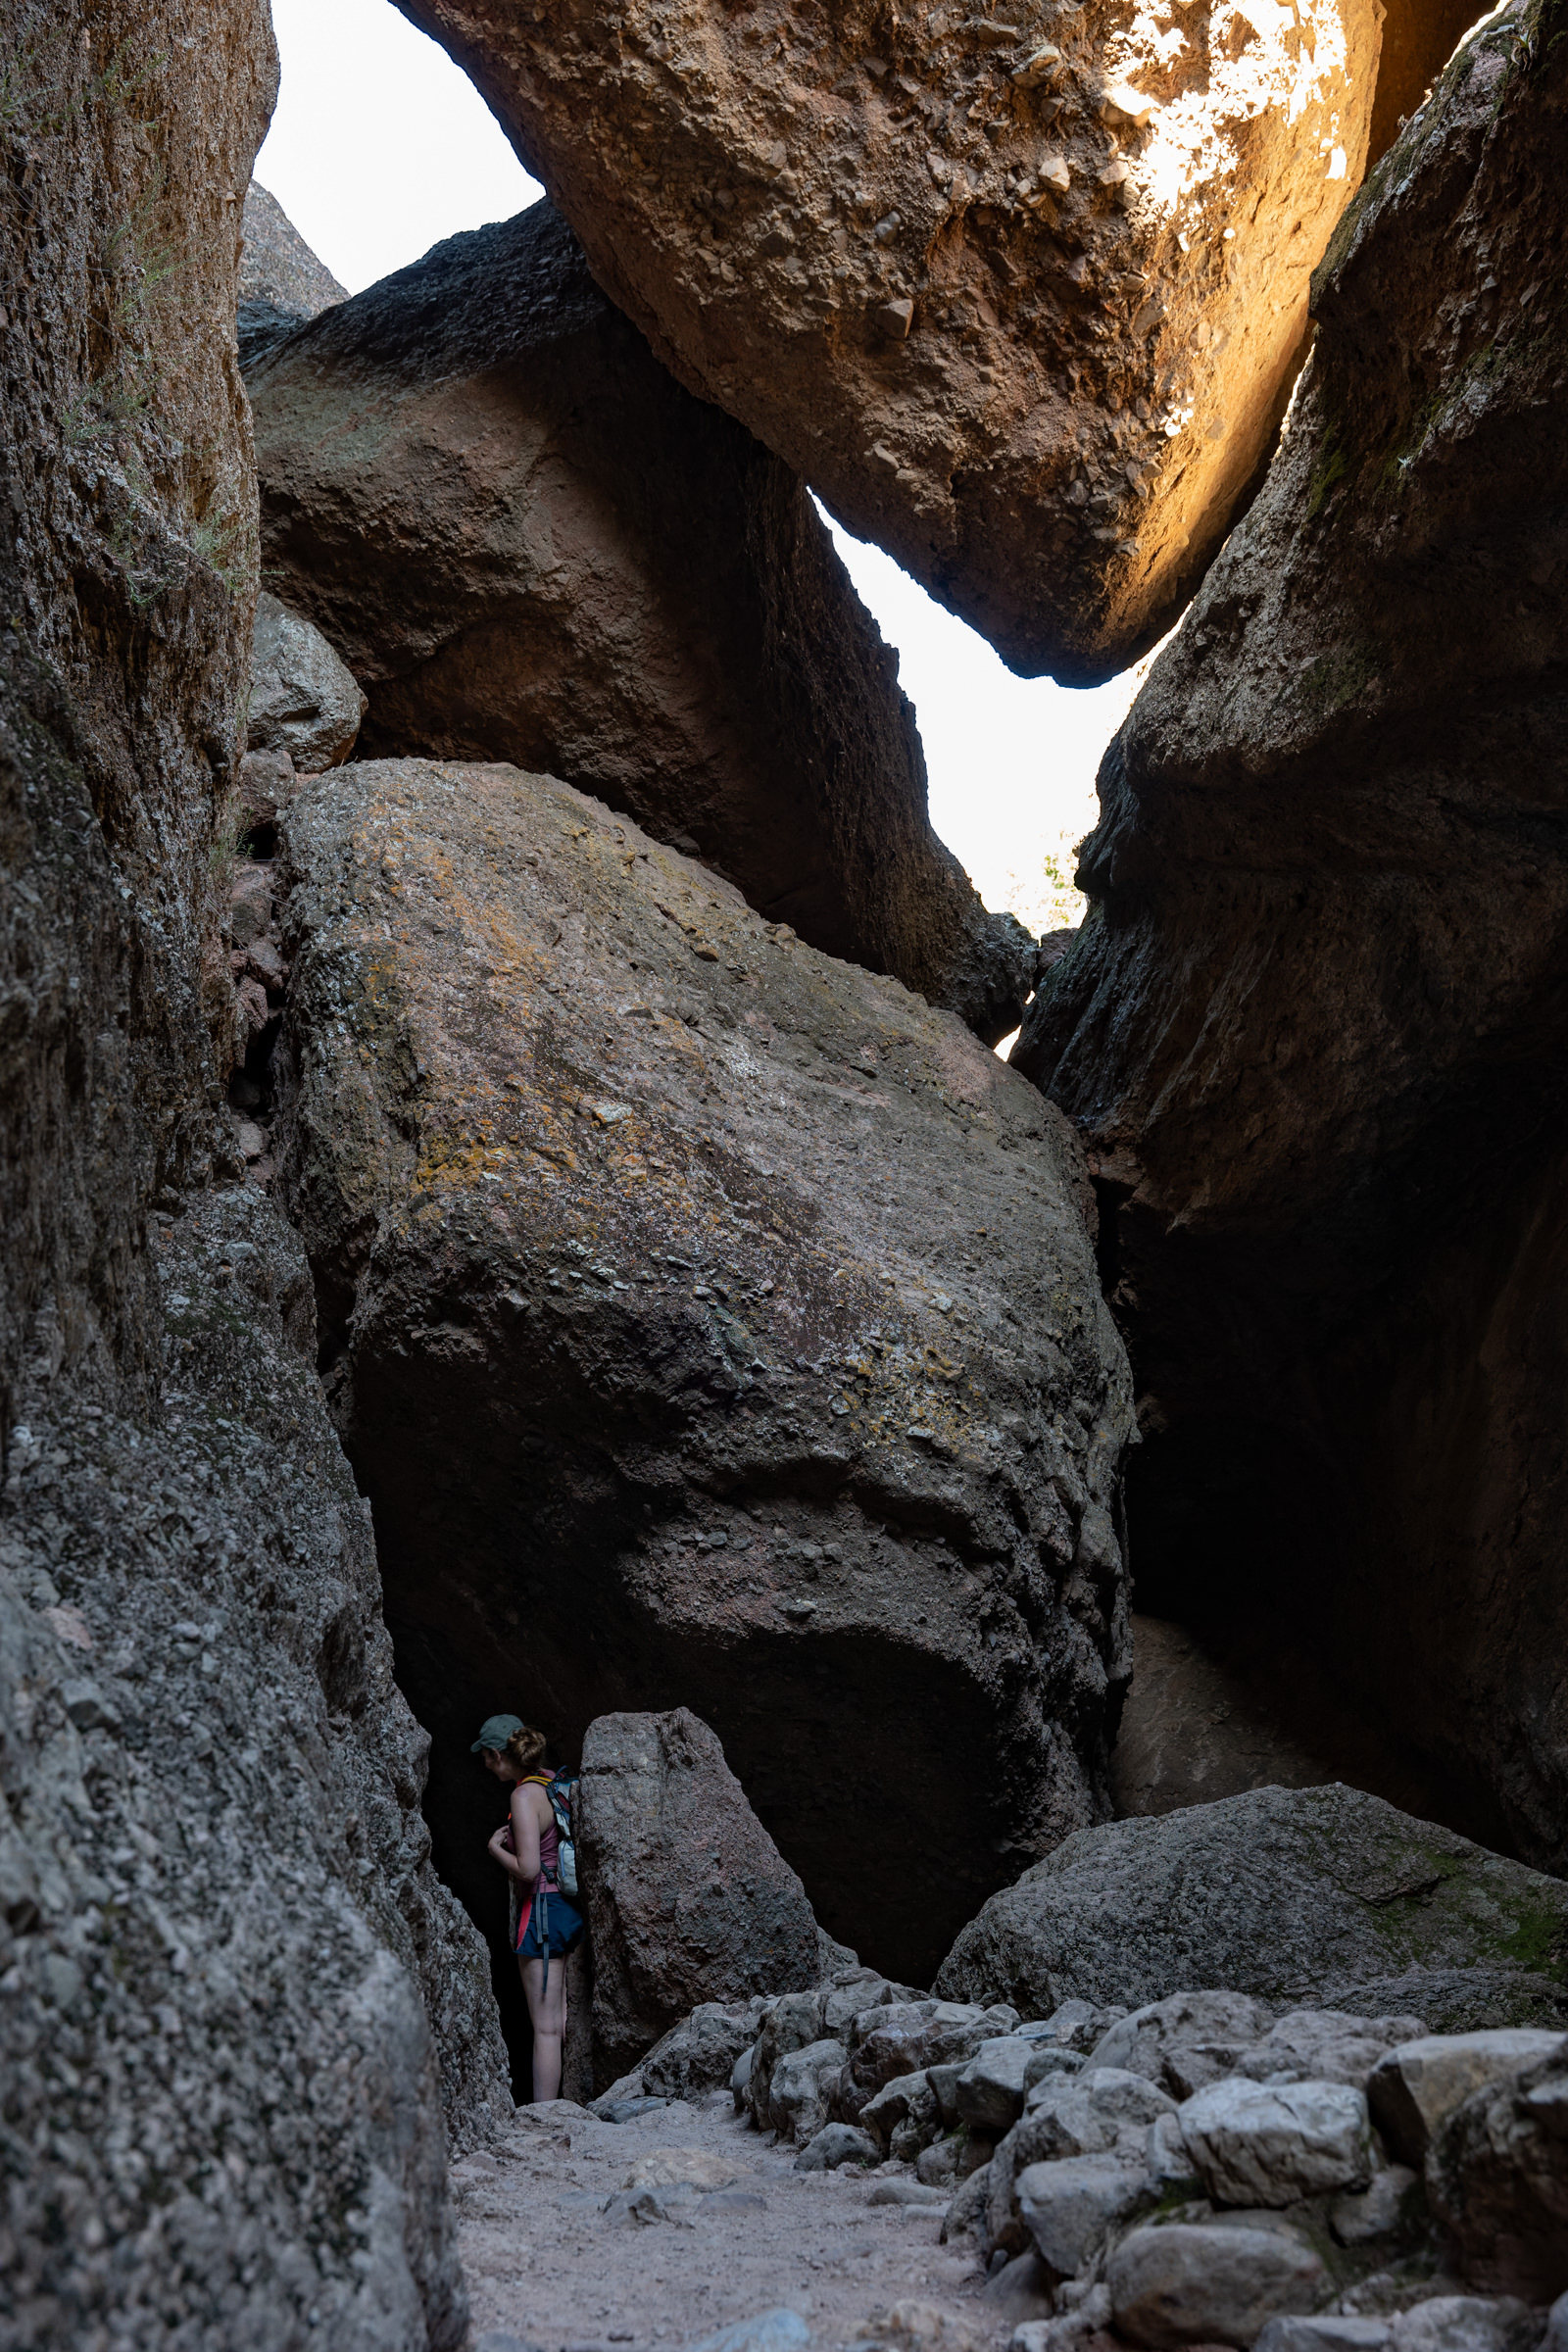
[248,199,1036,1042]
[1016,0,1568,1872]
[0,10,510,2339]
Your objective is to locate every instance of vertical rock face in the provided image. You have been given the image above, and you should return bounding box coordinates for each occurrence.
[393,0,1382,680]
[1015,0,1568,1869]
[578,1706,823,2084]
[248,199,1036,1041]
[273,757,1136,1985]
[1,11,510,2340]
[2,1188,509,2345]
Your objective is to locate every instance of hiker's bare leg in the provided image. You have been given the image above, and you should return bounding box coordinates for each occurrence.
[520,1955,566,2102]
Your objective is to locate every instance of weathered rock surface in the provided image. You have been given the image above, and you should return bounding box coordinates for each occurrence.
[393,0,1382,682]
[1179,2077,1372,2207]
[238,178,348,369]
[579,1707,822,2088]
[1016,2152,1152,2280]
[1369,2030,1567,2166]
[936,1787,1568,2028]
[1,1185,508,2345]
[247,588,367,771]
[1088,1988,1278,2098]
[1015,0,1568,1870]
[274,755,1135,1984]
[1110,1615,1346,1818]
[985,2065,1176,2259]
[1108,2220,1326,2347]
[637,1996,775,2104]
[1426,2040,1568,2300]
[248,201,1034,1040]
[1235,2010,1430,2092]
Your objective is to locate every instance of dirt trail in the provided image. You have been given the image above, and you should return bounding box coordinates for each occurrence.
[455,2094,1020,2351]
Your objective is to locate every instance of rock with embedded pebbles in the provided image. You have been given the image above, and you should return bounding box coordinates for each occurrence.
[394,0,1382,684]
[275,756,1134,1985]
[1368,2030,1566,2167]
[1107,2220,1326,2348]
[577,1707,822,2088]
[937,1788,1568,2030]
[1178,2077,1372,2208]
[248,198,1034,1042]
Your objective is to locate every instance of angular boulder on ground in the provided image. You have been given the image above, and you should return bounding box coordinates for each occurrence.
[274,757,1135,1984]
[1108,2222,1326,2349]
[936,1787,1568,2029]
[985,2067,1177,2260]
[1178,2077,1372,2207]
[1014,0,1568,1871]
[1369,2030,1567,2165]
[577,1707,821,2087]
[394,0,1383,682]
[248,199,1033,1040]
[1425,2040,1568,2300]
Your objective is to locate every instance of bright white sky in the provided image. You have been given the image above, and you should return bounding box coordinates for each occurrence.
[255,0,1148,937]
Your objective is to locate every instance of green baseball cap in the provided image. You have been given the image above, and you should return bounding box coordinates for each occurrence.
[471,1712,524,1753]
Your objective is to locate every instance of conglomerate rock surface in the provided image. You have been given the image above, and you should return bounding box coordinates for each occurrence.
[273,756,1136,1985]
[0,12,513,2344]
[1,1187,508,2346]
[1014,0,1568,1869]
[248,198,1035,1040]
[394,0,1381,680]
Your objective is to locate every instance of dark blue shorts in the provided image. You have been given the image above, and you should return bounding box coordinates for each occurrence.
[517,1891,584,1960]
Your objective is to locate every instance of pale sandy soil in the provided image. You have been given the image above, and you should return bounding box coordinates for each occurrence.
[454,2093,1018,2352]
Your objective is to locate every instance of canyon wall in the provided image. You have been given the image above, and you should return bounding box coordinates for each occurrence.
[0,9,509,2340]
[1017,0,1568,1869]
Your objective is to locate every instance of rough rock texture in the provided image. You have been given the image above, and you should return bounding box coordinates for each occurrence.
[984,2064,1174,2259]
[240,178,348,315]
[1178,2077,1372,2206]
[0,0,271,1427]
[936,1787,1568,2028]
[1110,1615,1344,1817]
[247,589,367,770]
[237,179,348,372]
[0,13,514,2341]
[248,200,1034,1040]
[1,1184,508,2345]
[1369,2030,1567,2165]
[579,1707,823,2087]
[1015,0,1568,1868]
[1427,2042,1568,2301]
[273,756,1135,1984]
[1108,2221,1326,2348]
[393,0,1382,682]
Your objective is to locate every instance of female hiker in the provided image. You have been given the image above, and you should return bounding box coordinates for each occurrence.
[474,1712,583,2102]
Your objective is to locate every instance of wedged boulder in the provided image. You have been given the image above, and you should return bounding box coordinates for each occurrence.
[769,2036,853,2143]
[1014,0,1568,1871]
[246,589,367,772]
[1016,2154,1154,2283]
[393,0,1383,682]
[577,1706,820,2087]
[273,756,1135,1984]
[248,199,1034,1041]
[937,1787,1568,2030]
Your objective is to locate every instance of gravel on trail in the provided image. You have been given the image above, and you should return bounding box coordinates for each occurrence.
[454,2092,1004,2350]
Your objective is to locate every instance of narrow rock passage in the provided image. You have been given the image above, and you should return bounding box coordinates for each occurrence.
[455,2099,1000,2352]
